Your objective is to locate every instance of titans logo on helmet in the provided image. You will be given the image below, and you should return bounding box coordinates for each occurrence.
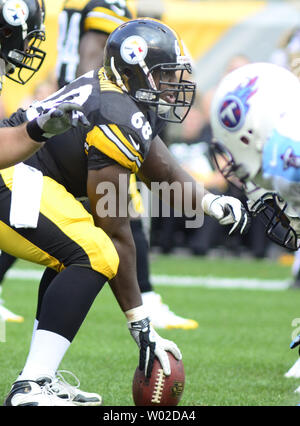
[218,77,258,132]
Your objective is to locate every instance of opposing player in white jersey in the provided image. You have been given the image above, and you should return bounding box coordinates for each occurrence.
[209,61,300,396]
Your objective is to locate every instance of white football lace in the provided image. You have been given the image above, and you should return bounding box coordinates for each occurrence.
[151,368,165,404]
[39,378,67,399]
[43,370,80,400]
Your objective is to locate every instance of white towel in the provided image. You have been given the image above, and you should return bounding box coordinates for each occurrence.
[9,163,43,228]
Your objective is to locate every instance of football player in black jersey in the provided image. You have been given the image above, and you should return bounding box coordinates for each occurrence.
[0,0,89,169]
[0,0,133,322]
[2,19,250,406]
[0,0,198,329]
[55,0,198,329]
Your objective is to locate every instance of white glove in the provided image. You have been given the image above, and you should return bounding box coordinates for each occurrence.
[128,317,182,378]
[202,193,250,235]
[26,102,90,142]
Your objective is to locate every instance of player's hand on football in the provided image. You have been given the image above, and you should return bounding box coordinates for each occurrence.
[201,193,250,235]
[26,102,90,142]
[128,317,182,378]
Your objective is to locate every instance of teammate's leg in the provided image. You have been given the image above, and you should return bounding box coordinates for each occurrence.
[1,170,119,405]
[19,266,107,380]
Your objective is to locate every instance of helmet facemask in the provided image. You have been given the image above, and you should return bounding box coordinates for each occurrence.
[250,193,299,251]
[134,62,196,123]
[209,141,300,250]
[209,139,257,188]
[0,0,46,85]
[209,141,299,250]
[5,28,46,84]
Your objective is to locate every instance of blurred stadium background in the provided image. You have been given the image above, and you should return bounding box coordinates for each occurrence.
[2,0,300,114]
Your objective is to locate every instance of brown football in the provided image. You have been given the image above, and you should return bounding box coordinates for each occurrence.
[132,353,185,406]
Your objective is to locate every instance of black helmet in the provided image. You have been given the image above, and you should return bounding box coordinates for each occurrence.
[104,18,196,123]
[0,0,46,85]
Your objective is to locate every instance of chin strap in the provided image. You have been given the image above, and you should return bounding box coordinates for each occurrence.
[110,56,127,92]
[0,58,6,93]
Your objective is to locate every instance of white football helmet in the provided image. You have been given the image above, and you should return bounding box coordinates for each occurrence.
[210,62,300,185]
[210,63,300,250]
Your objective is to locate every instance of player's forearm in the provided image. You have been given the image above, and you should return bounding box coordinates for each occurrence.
[109,233,142,312]
[0,123,43,169]
[138,136,209,214]
[90,205,142,311]
[87,167,142,312]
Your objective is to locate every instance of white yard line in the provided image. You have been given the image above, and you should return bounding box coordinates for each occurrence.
[6,269,290,291]
[6,269,43,280]
[151,275,290,291]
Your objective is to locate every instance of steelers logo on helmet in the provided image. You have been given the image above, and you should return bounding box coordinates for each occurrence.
[3,0,29,26]
[120,35,148,65]
[218,95,245,132]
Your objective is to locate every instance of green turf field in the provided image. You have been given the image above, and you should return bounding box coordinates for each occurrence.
[0,255,300,406]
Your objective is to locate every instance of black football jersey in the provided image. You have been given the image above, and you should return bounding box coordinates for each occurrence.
[56,0,133,88]
[1,69,166,198]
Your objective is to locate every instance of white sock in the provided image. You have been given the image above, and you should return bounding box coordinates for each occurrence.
[18,329,71,382]
[28,319,39,353]
[21,319,39,369]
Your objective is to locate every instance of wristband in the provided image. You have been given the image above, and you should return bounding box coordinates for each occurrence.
[125,305,147,322]
[26,119,47,143]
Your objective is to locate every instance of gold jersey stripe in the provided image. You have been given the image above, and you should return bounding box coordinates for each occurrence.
[108,124,144,164]
[0,220,65,272]
[0,167,119,279]
[127,0,137,19]
[86,125,139,173]
[39,175,119,279]
[98,67,123,93]
[84,7,130,33]
[0,167,65,272]
[63,0,90,11]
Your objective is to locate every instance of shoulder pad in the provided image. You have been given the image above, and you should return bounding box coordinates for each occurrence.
[99,92,153,147]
